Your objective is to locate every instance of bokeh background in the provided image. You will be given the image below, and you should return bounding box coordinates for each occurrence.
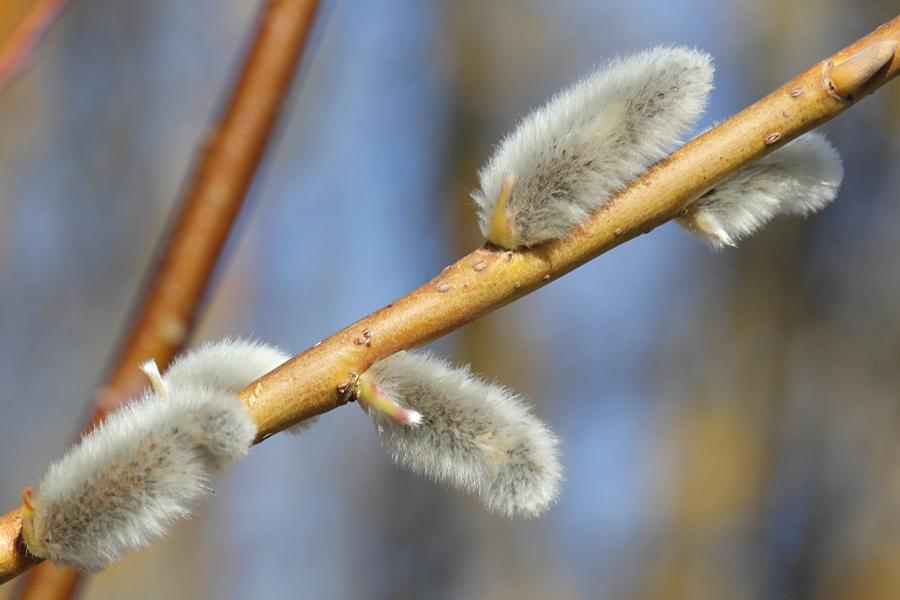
[1,0,900,598]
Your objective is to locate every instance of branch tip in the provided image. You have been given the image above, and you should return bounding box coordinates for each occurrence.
[827,40,898,99]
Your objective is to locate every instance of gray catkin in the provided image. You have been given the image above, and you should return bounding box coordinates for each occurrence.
[678,132,843,247]
[23,339,289,570]
[362,351,562,518]
[472,46,714,248]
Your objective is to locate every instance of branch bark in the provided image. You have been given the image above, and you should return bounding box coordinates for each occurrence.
[1,0,323,592]
[241,16,900,439]
[1,11,897,588]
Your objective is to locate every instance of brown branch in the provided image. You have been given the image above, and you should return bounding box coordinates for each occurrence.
[1,11,897,588]
[0,0,323,592]
[241,16,900,439]
[0,0,71,93]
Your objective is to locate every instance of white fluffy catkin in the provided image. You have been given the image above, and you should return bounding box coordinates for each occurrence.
[472,46,713,248]
[678,132,843,247]
[22,338,288,570]
[162,338,289,395]
[165,338,316,434]
[361,351,562,518]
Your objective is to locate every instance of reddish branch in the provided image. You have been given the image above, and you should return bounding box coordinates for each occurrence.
[2,0,322,595]
[0,0,71,93]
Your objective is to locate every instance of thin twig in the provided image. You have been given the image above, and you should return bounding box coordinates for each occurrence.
[1,12,897,588]
[0,0,71,93]
[1,0,323,591]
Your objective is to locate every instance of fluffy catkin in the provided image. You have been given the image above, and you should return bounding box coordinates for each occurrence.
[678,132,843,247]
[472,46,713,248]
[164,337,314,434]
[21,338,289,570]
[22,390,246,570]
[163,338,289,394]
[362,351,562,518]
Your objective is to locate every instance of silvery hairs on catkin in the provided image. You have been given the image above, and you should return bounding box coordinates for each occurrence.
[678,132,843,247]
[361,351,562,518]
[164,338,314,435]
[472,45,714,248]
[22,338,288,570]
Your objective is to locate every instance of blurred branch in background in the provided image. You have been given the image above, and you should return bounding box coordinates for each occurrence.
[0,0,323,595]
[634,7,824,596]
[0,0,71,93]
[638,244,808,599]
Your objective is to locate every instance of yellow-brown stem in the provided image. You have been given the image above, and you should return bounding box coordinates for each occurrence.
[357,371,422,425]
[0,510,37,584]
[486,174,518,248]
[18,489,37,558]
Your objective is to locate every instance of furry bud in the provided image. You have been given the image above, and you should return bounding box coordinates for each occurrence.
[678,132,843,247]
[21,388,252,570]
[162,338,289,394]
[164,338,313,435]
[21,338,288,570]
[472,46,714,248]
[357,370,423,426]
[360,351,562,518]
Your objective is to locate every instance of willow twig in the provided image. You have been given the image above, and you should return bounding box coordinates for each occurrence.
[1,12,897,588]
[240,16,899,439]
[1,0,323,592]
[0,0,71,93]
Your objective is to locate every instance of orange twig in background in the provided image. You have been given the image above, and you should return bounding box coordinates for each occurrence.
[2,0,323,594]
[0,0,71,93]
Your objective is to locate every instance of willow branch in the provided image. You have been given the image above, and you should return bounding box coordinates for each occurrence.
[0,0,71,93]
[1,12,897,588]
[0,0,322,590]
[241,16,899,438]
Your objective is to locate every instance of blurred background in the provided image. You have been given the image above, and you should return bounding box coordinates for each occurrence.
[1,0,899,598]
